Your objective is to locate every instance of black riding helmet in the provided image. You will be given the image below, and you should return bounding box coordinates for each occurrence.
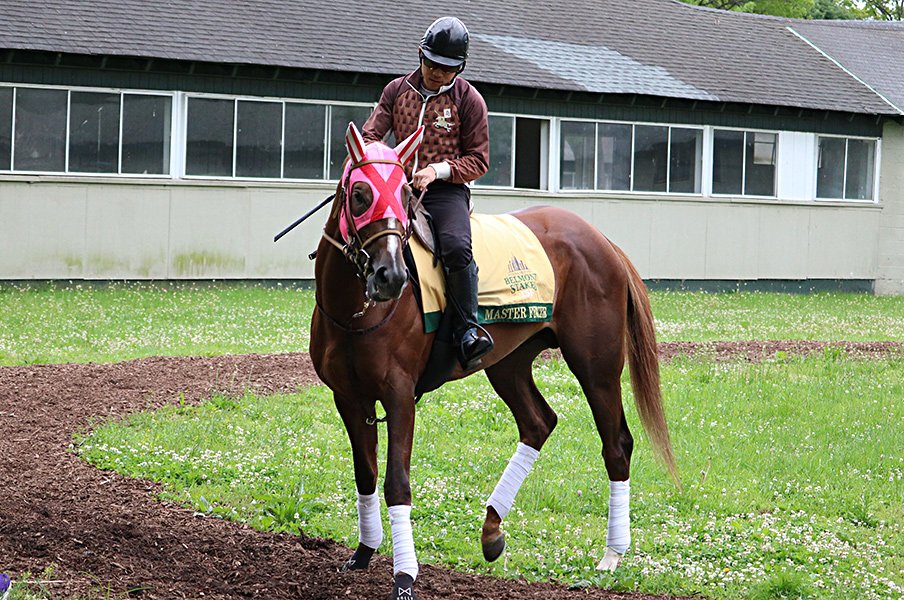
[419,16,469,69]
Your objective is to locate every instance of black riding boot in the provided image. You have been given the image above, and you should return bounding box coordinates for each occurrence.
[446,260,494,370]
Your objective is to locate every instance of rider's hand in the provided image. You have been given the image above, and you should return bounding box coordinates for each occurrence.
[412,166,437,191]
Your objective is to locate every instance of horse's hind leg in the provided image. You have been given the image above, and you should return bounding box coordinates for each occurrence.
[558,326,634,572]
[334,395,382,572]
[482,334,558,562]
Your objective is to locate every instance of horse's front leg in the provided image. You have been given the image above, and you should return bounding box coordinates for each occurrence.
[335,395,382,572]
[383,394,419,600]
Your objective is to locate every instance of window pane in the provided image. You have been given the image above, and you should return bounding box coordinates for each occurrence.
[186,98,234,176]
[816,136,845,199]
[475,115,513,187]
[596,123,631,191]
[122,95,170,175]
[712,129,743,195]
[236,100,282,178]
[0,88,11,170]
[744,132,776,196]
[514,117,545,190]
[14,88,67,172]
[284,103,326,179]
[669,127,702,194]
[559,121,595,190]
[633,125,668,192]
[69,92,120,173]
[845,139,875,200]
[328,105,373,180]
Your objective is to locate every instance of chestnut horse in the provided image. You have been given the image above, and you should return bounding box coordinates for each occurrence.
[309,123,679,600]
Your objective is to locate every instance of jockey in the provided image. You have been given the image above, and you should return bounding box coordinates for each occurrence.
[363,16,494,369]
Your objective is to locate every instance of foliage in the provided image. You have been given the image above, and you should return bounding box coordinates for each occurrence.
[860,0,904,19]
[77,355,904,599]
[679,0,904,19]
[680,0,816,17]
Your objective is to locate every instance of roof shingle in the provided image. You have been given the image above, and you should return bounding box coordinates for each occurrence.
[0,0,900,115]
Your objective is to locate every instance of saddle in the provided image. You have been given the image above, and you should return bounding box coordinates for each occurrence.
[405,205,555,397]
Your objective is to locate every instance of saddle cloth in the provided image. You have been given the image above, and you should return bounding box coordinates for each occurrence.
[410,213,556,333]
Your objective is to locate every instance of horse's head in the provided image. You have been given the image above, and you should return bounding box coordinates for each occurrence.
[337,122,424,302]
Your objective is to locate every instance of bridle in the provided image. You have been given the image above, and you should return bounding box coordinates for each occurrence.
[323,158,424,331]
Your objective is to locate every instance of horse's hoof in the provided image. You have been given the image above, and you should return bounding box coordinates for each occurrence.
[595,547,623,572]
[387,572,417,600]
[482,531,506,562]
[339,544,375,572]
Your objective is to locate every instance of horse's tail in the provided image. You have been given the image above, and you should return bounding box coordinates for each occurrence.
[613,243,681,488]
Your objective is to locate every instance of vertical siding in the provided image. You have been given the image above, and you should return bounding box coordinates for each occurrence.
[876,121,904,294]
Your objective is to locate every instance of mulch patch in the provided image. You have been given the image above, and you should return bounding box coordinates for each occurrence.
[1,342,900,599]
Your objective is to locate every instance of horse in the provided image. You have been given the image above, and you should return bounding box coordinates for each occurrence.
[308,122,679,600]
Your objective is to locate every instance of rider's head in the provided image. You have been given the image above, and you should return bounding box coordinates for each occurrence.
[418,17,469,91]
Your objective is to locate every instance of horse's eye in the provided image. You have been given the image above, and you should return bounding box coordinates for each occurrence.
[351,189,369,216]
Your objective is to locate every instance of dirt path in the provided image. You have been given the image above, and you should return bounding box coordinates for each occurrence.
[0,342,899,599]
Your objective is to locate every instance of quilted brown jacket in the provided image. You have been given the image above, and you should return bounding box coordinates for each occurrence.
[362,69,489,184]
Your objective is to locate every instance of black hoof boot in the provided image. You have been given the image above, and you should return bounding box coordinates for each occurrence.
[339,544,376,572]
[387,572,417,600]
[482,531,506,562]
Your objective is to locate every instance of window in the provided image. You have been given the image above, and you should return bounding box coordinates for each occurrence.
[597,123,631,191]
[69,92,120,173]
[817,136,876,201]
[186,98,234,176]
[475,115,548,189]
[633,125,668,192]
[560,121,595,190]
[236,100,282,178]
[476,115,514,187]
[14,88,67,172]
[0,88,11,170]
[121,94,171,175]
[328,104,373,180]
[712,129,776,196]
[669,127,703,194]
[284,103,326,179]
[560,120,702,193]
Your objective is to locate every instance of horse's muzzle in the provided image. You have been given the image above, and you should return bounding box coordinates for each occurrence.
[366,264,408,302]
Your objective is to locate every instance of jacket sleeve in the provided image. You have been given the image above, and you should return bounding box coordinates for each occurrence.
[447,83,490,184]
[362,80,397,144]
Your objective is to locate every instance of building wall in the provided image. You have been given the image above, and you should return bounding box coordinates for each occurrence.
[876,121,904,295]
[0,176,882,283]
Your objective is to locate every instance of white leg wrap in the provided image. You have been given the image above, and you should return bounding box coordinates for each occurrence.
[388,504,418,580]
[606,479,631,554]
[486,442,540,520]
[356,491,383,549]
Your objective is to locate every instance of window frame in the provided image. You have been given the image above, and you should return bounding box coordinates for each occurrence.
[473,111,552,191]
[0,82,175,178]
[708,126,780,199]
[180,91,373,182]
[813,133,880,203]
[555,117,705,195]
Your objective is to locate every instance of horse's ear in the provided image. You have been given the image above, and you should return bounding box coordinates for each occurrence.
[345,122,367,165]
[394,125,425,165]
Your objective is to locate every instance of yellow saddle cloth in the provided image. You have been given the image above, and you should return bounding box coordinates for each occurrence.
[410,213,556,333]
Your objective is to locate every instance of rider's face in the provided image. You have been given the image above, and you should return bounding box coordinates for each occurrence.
[419,54,459,91]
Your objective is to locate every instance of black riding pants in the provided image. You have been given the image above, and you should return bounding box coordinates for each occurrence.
[420,180,472,272]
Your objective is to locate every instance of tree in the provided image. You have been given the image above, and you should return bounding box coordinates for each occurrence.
[681,0,816,17]
[860,0,904,19]
[809,0,864,18]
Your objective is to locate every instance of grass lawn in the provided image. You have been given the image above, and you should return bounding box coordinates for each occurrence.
[76,353,904,600]
[0,283,902,366]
